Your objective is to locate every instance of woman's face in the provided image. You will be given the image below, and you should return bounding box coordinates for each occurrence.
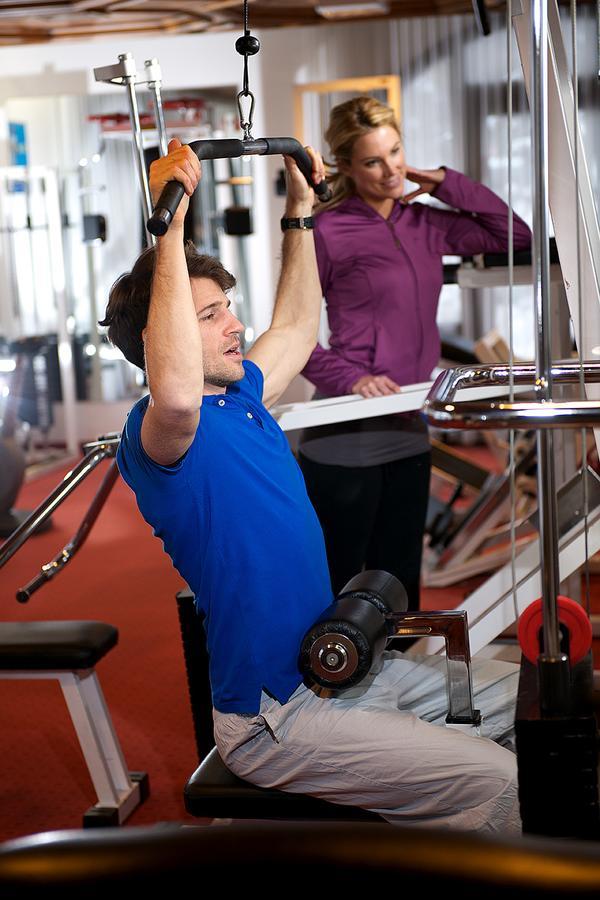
[341,125,405,209]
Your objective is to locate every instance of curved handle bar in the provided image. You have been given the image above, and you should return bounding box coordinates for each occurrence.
[147,137,332,237]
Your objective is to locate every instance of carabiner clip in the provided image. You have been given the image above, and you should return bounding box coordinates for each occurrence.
[237,89,255,141]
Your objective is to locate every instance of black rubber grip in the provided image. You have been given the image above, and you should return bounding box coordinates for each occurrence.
[261,137,331,201]
[147,136,331,236]
[17,571,48,603]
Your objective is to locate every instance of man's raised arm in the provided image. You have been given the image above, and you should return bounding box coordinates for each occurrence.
[141,139,203,466]
[246,148,325,408]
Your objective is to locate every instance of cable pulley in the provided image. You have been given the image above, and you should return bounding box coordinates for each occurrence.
[146,0,331,236]
[235,0,260,140]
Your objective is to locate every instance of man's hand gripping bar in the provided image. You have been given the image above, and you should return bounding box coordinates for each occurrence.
[147,137,332,237]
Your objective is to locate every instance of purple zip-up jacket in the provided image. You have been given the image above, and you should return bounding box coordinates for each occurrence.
[302,167,531,396]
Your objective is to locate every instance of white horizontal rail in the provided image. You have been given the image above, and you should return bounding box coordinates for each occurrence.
[273,382,530,432]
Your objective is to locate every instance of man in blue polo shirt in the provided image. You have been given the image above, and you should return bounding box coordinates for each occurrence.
[103,139,521,833]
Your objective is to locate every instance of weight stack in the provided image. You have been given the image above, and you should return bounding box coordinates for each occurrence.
[515,653,600,839]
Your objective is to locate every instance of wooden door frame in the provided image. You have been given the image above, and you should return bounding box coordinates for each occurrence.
[293,75,401,143]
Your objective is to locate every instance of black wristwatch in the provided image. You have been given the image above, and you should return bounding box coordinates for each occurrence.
[280,216,314,231]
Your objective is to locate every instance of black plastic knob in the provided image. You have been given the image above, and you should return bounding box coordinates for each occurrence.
[236,34,260,56]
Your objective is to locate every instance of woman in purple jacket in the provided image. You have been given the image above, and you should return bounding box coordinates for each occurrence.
[299,96,531,610]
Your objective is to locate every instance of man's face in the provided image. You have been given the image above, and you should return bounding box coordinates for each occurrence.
[191,277,245,394]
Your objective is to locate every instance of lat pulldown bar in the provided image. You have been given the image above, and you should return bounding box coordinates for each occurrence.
[147,137,332,236]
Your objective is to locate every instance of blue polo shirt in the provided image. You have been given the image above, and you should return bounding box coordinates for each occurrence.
[117,360,334,713]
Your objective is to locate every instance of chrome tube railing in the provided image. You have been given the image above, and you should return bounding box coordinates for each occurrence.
[423,361,600,430]
[0,435,120,602]
[15,460,120,603]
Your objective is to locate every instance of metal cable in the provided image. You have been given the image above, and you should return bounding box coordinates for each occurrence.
[237,0,255,139]
[572,0,591,614]
[242,0,250,93]
[507,0,520,623]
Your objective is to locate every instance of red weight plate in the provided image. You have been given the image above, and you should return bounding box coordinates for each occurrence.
[517,595,592,665]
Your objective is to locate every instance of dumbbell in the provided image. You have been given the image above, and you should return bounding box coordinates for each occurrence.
[299,570,408,689]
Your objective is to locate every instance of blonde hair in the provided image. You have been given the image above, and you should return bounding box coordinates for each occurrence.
[317,96,401,213]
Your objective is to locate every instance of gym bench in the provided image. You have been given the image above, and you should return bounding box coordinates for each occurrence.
[0,620,148,827]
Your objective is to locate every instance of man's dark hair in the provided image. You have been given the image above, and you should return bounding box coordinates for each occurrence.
[99,240,236,371]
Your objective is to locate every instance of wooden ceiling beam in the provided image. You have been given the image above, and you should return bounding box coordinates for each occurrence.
[0,1,591,46]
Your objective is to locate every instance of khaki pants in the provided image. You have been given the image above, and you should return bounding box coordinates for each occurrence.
[213,651,521,834]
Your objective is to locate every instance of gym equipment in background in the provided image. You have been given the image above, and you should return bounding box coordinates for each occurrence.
[300,570,480,728]
[0,620,149,828]
[147,0,330,237]
[422,0,600,840]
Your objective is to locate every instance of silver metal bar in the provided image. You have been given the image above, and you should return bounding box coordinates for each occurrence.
[122,63,155,244]
[0,441,116,569]
[423,361,600,429]
[15,460,120,603]
[94,53,155,246]
[144,58,169,157]
[531,0,561,658]
[532,1,552,402]
[512,0,600,411]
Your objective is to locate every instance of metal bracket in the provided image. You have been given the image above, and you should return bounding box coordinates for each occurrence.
[93,54,140,86]
[391,610,480,726]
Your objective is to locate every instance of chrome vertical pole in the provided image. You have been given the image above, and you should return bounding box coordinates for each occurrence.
[531,0,569,708]
[94,53,156,246]
[145,58,169,158]
[120,54,155,244]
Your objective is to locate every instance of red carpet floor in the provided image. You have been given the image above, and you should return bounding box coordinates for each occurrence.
[0,459,201,841]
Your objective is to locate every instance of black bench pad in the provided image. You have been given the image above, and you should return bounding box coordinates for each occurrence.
[0,621,118,670]
[184,746,383,821]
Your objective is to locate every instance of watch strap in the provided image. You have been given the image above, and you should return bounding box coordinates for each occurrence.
[280,216,314,231]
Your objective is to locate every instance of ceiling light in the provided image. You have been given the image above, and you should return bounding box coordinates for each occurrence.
[316,3,390,20]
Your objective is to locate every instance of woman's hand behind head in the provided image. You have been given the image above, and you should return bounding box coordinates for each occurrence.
[402,166,446,204]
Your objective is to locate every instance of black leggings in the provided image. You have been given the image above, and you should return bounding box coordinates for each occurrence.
[298,451,431,611]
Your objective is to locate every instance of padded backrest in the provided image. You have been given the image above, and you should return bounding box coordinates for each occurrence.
[3,822,600,896]
[176,588,213,760]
